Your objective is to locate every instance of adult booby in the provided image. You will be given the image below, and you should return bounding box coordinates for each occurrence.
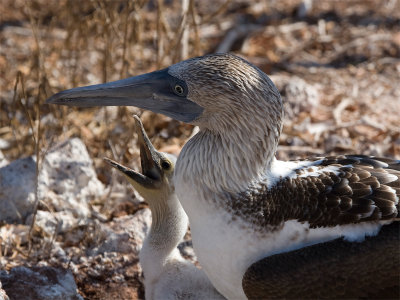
[47,53,399,299]
[104,116,225,300]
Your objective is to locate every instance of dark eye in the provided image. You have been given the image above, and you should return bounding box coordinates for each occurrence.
[174,84,184,95]
[161,160,171,170]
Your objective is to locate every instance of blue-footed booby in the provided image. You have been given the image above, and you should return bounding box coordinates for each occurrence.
[47,53,399,299]
[104,116,225,300]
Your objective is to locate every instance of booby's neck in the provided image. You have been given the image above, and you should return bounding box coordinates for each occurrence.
[177,108,283,194]
[139,192,189,282]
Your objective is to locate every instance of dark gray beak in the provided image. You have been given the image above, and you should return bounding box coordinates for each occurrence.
[133,115,161,183]
[103,157,156,189]
[103,115,162,189]
[46,68,203,123]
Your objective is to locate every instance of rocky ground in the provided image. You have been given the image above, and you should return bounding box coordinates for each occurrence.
[0,0,399,299]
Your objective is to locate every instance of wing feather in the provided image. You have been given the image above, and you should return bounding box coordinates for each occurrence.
[227,155,399,228]
[242,222,400,299]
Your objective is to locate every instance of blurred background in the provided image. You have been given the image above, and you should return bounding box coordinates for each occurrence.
[0,0,399,298]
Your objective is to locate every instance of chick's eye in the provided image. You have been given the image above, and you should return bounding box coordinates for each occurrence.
[174,84,184,95]
[161,160,171,170]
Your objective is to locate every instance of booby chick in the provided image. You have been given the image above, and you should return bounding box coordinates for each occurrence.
[47,53,399,299]
[104,116,225,300]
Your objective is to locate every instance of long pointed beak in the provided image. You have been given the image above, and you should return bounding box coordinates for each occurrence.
[103,157,156,189]
[133,115,161,182]
[103,115,161,189]
[46,68,203,123]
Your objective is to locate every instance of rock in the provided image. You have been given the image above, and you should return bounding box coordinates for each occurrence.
[25,210,87,237]
[271,75,320,120]
[0,281,10,300]
[0,266,82,300]
[324,134,353,152]
[38,138,104,219]
[0,138,104,229]
[0,139,10,150]
[0,224,30,250]
[295,0,312,19]
[92,208,152,255]
[0,157,37,223]
[0,151,7,168]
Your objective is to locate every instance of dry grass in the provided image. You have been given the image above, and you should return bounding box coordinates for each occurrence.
[0,0,235,297]
[0,0,399,298]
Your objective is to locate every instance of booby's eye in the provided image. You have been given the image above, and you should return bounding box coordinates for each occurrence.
[161,160,171,170]
[174,84,184,96]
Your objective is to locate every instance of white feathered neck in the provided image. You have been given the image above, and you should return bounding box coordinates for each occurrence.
[139,191,188,286]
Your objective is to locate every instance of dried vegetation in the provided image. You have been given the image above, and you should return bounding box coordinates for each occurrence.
[0,0,399,299]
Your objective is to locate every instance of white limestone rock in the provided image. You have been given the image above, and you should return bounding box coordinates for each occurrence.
[0,224,30,252]
[25,210,88,237]
[0,151,7,168]
[0,266,82,300]
[0,139,10,151]
[270,75,321,119]
[38,138,104,219]
[0,157,36,223]
[0,138,104,228]
[324,134,353,152]
[0,281,10,300]
[92,207,152,255]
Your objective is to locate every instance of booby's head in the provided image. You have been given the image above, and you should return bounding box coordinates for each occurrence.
[104,116,176,203]
[47,53,283,135]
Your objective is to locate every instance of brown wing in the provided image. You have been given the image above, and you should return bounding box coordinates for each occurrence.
[242,222,400,299]
[228,155,400,228]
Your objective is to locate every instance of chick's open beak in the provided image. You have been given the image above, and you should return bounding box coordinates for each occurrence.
[104,115,162,189]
